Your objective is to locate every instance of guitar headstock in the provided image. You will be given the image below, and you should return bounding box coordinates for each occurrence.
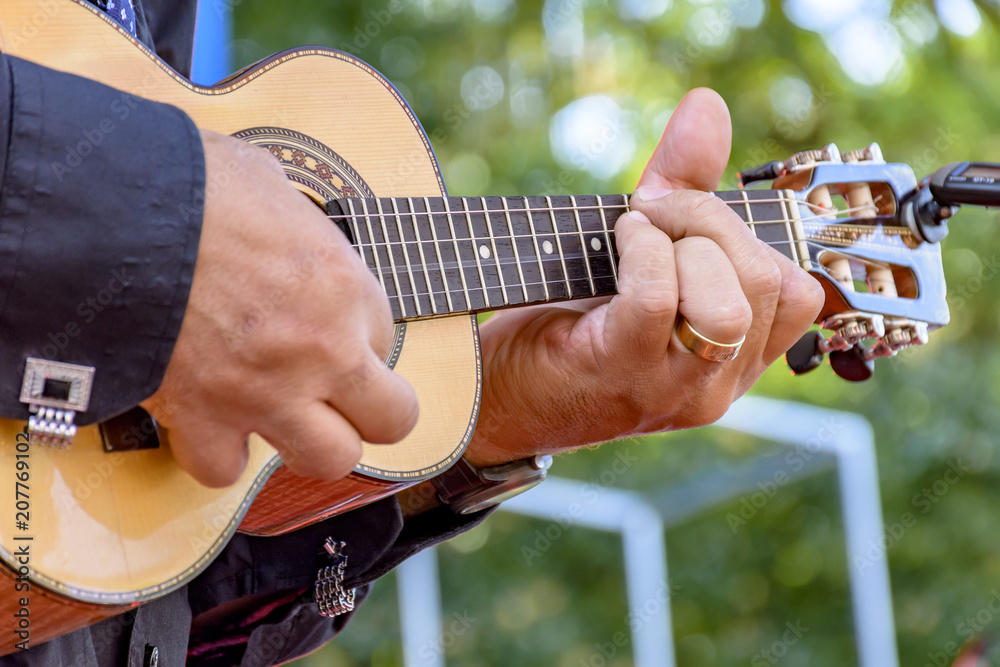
[739,143,949,381]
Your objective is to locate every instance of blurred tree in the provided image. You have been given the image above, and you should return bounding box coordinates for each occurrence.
[230,1,1000,665]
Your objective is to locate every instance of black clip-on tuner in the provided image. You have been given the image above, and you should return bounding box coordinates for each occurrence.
[902,161,1000,243]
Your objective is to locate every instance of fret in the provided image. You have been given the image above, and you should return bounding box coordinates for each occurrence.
[482,197,526,306]
[418,197,456,313]
[776,190,799,265]
[522,196,550,303]
[358,199,404,319]
[716,190,795,262]
[391,197,431,316]
[545,196,574,298]
[739,189,754,237]
[575,195,619,296]
[344,199,377,289]
[404,198,441,315]
[456,197,499,308]
[570,195,596,296]
[486,197,510,306]
[781,190,812,271]
[595,194,618,287]
[432,196,478,312]
[500,197,530,303]
[440,197,490,310]
[374,198,413,319]
[445,196,492,310]
[347,199,386,295]
[529,196,569,300]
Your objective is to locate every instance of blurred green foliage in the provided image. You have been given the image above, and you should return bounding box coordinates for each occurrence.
[231,1,1000,665]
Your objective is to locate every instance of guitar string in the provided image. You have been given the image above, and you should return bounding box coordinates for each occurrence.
[328,207,891,244]
[324,196,834,217]
[347,215,886,255]
[365,238,850,305]
[365,237,813,278]
[325,196,880,224]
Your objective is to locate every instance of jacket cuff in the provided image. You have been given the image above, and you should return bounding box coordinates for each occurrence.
[0,54,205,425]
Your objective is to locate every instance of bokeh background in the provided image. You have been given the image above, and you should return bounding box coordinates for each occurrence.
[227,1,1000,665]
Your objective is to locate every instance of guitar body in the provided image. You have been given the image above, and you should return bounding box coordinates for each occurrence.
[0,0,481,651]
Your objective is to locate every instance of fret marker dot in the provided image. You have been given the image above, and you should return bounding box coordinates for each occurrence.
[479,245,491,259]
[542,240,554,254]
[590,237,602,251]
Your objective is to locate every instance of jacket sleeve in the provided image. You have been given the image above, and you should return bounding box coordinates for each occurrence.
[0,52,205,425]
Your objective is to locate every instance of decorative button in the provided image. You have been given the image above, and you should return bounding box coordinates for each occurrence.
[19,358,95,449]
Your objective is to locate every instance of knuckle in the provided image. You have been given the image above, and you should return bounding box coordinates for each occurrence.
[623,292,675,321]
[688,190,731,219]
[362,384,418,444]
[752,257,783,298]
[788,273,826,317]
[198,457,245,489]
[711,299,753,336]
[380,400,420,443]
[349,357,382,391]
[284,437,362,481]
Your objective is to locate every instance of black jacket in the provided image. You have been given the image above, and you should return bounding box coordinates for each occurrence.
[0,2,487,665]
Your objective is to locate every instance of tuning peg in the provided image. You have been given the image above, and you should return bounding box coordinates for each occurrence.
[830,346,875,382]
[786,331,826,375]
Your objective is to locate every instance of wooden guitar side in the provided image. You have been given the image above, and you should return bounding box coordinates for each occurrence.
[0,0,481,652]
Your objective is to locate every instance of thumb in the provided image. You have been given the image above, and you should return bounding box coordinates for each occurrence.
[636,88,732,192]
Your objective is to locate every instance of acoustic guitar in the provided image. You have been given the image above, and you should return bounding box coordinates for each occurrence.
[0,0,951,653]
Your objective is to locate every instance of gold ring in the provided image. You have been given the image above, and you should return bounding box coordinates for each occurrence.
[675,317,745,363]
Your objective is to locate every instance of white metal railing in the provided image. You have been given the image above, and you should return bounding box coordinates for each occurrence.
[395,396,899,667]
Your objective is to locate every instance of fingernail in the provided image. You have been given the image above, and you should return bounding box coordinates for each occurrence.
[634,185,672,201]
[622,210,651,224]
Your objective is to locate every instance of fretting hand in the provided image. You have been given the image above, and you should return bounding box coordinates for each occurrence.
[465,88,824,466]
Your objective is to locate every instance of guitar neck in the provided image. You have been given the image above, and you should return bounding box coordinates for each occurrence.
[327,191,809,322]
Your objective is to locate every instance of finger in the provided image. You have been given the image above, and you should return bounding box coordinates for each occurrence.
[636,88,732,192]
[759,245,826,364]
[328,350,420,445]
[167,421,250,488]
[265,402,363,480]
[629,189,781,311]
[672,236,752,347]
[603,210,678,357]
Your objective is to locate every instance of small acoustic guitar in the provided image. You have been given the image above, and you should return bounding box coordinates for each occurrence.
[0,0,950,653]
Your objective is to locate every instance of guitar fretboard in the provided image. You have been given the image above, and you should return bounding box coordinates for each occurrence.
[326,191,806,322]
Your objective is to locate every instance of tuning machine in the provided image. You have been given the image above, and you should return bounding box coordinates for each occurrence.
[785,312,929,382]
[738,143,886,187]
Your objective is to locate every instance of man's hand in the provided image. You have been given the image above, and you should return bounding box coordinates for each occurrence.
[466,88,824,466]
[141,130,418,487]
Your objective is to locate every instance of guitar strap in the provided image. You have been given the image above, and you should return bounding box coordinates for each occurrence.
[88,0,138,37]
